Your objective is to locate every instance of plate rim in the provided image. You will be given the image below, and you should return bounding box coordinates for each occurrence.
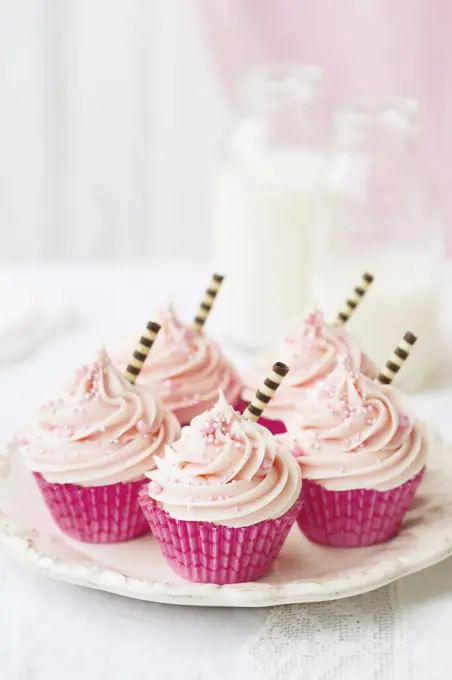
[2,432,452,608]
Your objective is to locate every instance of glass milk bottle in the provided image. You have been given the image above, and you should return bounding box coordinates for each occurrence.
[312,97,445,391]
[213,63,327,349]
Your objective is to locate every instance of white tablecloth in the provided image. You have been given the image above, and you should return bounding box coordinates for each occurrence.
[1,263,452,680]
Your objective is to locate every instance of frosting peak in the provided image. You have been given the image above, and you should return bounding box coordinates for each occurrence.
[21,349,180,486]
[146,394,301,527]
[117,306,242,424]
[242,310,377,420]
[285,363,427,492]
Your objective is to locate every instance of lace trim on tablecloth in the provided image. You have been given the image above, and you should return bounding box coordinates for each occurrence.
[237,585,416,680]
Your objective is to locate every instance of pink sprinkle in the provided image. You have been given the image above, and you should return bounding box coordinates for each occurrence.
[181,327,196,344]
[305,310,323,327]
[206,434,215,444]
[399,414,410,428]
[148,480,163,495]
[261,456,272,470]
[163,379,175,394]
[136,419,152,434]
[323,385,335,398]
[366,418,376,426]
[201,420,216,437]
[17,436,28,446]
[290,441,304,458]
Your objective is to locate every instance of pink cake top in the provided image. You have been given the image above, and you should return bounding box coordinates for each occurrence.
[242,310,377,422]
[21,348,180,486]
[284,358,427,492]
[117,306,242,424]
[145,392,302,528]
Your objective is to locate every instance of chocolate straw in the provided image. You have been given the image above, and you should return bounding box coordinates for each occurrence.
[193,273,224,333]
[377,331,417,385]
[243,362,290,422]
[335,272,374,326]
[124,321,161,385]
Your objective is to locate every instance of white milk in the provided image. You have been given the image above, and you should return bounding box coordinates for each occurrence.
[213,148,325,349]
[311,248,443,391]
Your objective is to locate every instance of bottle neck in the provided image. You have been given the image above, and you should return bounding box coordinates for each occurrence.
[334,98,420,153]
[237,63,328,148]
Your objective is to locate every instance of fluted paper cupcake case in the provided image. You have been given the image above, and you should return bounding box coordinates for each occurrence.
[235,399,287,435]
[139,488,303,584]
[297,467,425,547]
[33,473,149,543]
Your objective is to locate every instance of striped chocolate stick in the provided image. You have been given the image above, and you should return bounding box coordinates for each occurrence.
[124,321,161,385]
[335,272,374,326]
[377,331,417,385]
[243,362,290,422]
[193,273,224,333]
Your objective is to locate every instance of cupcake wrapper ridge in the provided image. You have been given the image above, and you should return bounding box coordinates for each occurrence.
[297,468,425,547]
[34,473,149,544]
[139,488,302,584]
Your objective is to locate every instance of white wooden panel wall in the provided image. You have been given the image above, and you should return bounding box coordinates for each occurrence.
[0,1,54,259]
[0,0,228,261]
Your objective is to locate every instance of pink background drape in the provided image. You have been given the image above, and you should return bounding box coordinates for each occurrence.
[199,0,452,245]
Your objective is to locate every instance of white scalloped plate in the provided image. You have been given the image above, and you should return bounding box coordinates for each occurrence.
[1,429,452,607]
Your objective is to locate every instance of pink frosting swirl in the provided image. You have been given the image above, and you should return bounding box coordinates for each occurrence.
[242,310,377,422]
[21,349,180,486]
[145,392,302,528]
[117,307,242,424]
[283,360,427,491]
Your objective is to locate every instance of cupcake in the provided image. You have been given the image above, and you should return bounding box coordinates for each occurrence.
[285,358,426,547]
[139,392,302,584]
[240,310,377,434]
[20,348,180,543]
[117,305,242,426]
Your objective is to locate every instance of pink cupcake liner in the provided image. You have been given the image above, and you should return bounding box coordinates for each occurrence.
[139,488,302,584]
[298,467,425,547]
[235,399,287,435]
[33,473,149,543]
